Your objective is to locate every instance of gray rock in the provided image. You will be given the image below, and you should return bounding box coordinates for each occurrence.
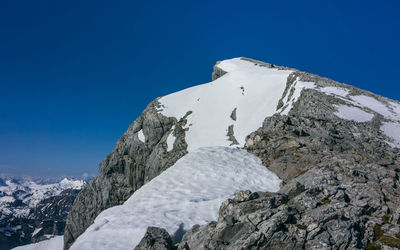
[227,124,239,146]
[178,59,400,249]
[135,227,174,250]
[64,100,188,249]
[211,61,227,80]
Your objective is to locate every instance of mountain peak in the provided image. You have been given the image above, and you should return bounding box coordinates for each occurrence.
[63,58,400,250]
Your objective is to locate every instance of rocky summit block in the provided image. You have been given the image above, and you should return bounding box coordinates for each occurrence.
[135,227,174,250]
[66,57,400,249]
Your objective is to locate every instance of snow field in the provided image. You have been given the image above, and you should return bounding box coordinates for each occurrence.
[71,147,282,250]
[159,58,293,151]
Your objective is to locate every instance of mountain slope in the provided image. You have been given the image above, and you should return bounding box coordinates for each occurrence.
[70,147,281,250]
[64,57,297,249]
[65,57,400,249]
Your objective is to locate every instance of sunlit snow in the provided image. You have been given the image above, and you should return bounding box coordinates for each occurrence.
[320,86,349,97]
[334,105,374,122]
[137,129,145,142]
[71,147,281,250]
[159,58,293,151]
[351,95,399,121]
[381,122,400,147]
[166,125,176,151]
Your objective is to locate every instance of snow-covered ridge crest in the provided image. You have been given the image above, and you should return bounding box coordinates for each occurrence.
[158,56,400,150]
[158,57,294,151]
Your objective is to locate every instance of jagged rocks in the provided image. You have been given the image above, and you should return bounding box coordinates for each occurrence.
[179,175,399,249]
[64,100,189,249]
[211,61,227,80]
[135,227,174,250]
[177,60,400,249]
[180,137,396,245]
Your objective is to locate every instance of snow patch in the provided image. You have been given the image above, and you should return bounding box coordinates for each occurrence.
[166,126,176,151]
[351,95,399,121]
[320,86,349,97]
[334,105,374,122]
[381,122,400,148]
[138,129,145,142]
[71,147,281,250]
[159,58,293,151]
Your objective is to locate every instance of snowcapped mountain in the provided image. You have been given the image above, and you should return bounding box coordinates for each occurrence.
[60,57,400,250]
[0,178,85,249]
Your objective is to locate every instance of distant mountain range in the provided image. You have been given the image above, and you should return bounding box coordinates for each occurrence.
[0,177,86,249]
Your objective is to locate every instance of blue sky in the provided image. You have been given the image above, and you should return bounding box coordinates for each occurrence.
[1,0,399,177]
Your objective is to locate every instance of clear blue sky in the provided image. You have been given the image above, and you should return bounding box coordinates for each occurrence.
[1,0,399,177]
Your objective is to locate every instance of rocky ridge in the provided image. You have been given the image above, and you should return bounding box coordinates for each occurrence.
[65,57,400,249]
[64,100,189,249]
[178,60,400,249]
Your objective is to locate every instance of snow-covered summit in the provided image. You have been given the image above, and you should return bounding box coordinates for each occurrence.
[159,58,293,151]
[158,57,400,149]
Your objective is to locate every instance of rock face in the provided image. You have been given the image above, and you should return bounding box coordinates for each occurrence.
[64,100,189,249]
[66,57,400,249]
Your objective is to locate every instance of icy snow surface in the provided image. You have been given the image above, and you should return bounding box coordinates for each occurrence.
[71,147,281,250]
[159,58,293,151]
[334,105,374,122]
[12,236,63,250]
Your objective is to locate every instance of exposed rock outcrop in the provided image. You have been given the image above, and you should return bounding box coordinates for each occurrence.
[177,70,400,249]
[64,100,189,249]
[135,227,174,250]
